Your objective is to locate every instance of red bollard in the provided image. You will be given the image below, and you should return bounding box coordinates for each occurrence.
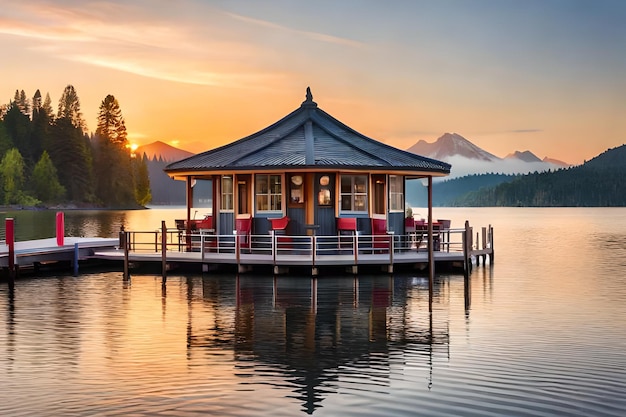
[56,212,64,246]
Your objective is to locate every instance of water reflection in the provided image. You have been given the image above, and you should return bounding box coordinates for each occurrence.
[189,275,450,414]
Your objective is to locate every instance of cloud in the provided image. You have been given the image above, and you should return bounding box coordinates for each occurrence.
[225,12,366,49]
[0,2,288,87]
[509,129,543,133]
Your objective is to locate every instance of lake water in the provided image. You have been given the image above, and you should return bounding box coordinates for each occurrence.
[1,207,625,416]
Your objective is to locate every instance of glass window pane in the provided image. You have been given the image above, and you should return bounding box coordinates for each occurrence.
[341,195,351,210]
[355,195,366,211]
[340,176,351,193]
[256,195,268,211]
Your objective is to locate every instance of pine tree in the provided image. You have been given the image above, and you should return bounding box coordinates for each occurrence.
[94,94,135,207]
[57,85,87,132]
[30,89,49,163]
[48,86,94,203]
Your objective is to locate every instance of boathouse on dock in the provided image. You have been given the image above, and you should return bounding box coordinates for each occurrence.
[164,88,453,274]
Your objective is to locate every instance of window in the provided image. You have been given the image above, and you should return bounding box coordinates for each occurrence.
[255,174,282,212]
[389,175,404,211]
[192,179,212,210]
[289,174,304,205]
[221,176,233,210]
[340,174,367,213]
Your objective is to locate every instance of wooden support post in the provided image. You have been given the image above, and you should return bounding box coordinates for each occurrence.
[490,225,495,264]
[73,242,79,276]
[6,218,15,285]
[161,220,167,282]
[427,176,434,312]
[121,226,129,281]
[235,233,241,266]
[463,221,471,278]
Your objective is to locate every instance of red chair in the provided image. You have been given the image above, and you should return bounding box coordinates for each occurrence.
[336,217,357,234]
[195,215,213,231]
[337,217,357,252]
[268,216,290,233]
[269,216,291,249]
[236,214,252,252]
[371,217,389,252]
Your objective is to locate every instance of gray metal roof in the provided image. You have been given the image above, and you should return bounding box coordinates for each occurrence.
[165,88,451,175]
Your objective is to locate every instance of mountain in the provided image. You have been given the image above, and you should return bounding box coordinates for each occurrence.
[135,141,193,163]
[135,141,194,205]
[505,150,542,163]
[542,156,570,167]
[407,132,567,178]
[407,132,499,162]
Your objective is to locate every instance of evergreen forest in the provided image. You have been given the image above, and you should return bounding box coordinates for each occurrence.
[450,145,626,207]
[0,86,151,208]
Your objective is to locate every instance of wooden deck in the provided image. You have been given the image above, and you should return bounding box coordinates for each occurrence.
[91,224,493,276]
[0,223,493,278]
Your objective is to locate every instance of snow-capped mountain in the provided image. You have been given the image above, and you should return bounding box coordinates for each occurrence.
[407,133,569,178]
[407,132,499,162]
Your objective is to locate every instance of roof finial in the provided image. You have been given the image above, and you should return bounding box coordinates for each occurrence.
[301,86,317,107]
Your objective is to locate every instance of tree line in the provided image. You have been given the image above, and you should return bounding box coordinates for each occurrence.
[450,144,626,207]
[0,86,151,208]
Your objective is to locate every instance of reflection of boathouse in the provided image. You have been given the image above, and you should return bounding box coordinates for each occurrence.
[190,276,450,415]
[164,89,453,274]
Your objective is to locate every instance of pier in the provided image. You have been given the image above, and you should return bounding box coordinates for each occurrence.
[0,217,493,280]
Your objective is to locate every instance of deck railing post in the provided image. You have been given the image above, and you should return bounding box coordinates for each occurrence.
[235,233,240,266]
[271,230,276,266]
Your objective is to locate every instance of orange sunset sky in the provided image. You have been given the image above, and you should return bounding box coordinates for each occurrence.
[2,0,625,165]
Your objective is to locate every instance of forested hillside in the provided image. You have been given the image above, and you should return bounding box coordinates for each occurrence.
[451,145,626,206]
[0,87,150,208]
[406,173,518,207]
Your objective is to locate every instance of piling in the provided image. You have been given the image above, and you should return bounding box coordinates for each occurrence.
[6,218,15,285]
[161,221,167,282]
[73,243,79,276]
[121,226,129,280]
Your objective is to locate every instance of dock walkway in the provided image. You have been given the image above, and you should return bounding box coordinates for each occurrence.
[0,237,119,270]
[0,222,493,278]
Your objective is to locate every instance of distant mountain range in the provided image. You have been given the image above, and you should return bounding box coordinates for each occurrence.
[407,133,570,178]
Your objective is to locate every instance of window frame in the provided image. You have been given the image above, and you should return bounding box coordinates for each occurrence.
[220,175,234,212]
[389,175,404,212]
[339,174,368,214]
[255,173,283,213]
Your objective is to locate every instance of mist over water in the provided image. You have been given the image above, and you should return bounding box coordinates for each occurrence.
[1,207,625,416]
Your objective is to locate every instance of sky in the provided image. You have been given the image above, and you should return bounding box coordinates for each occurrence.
[1,0,625,165]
